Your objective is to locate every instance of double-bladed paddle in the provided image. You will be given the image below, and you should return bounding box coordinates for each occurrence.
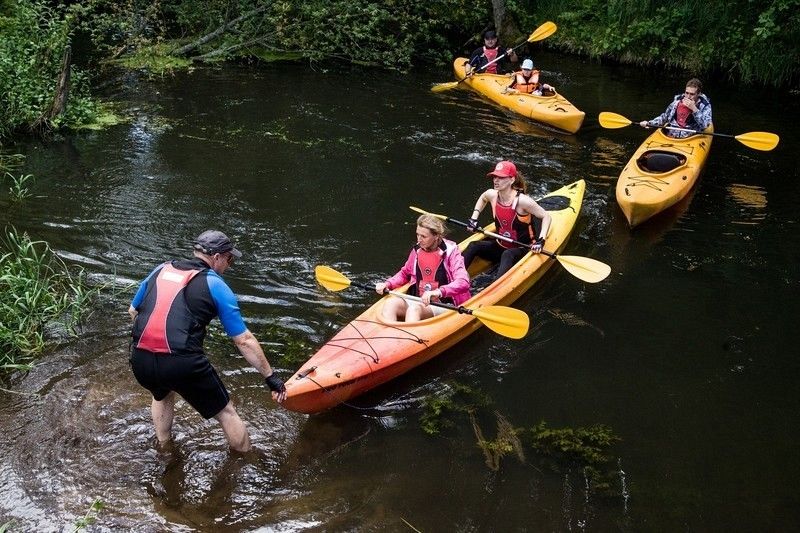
[315,265,530,339]
[598,111,780,151]
[410,206,611,284]
[431,21,557,93]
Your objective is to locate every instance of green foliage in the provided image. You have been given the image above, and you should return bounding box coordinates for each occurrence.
[0,153,25,175]
[470,410,525,470]
[420,381,491,435]
[0,0,104,138]
[72,497,103,531]
[511,0,800,87]
[74,0,484,70]
[521,420,620,466]
[111,43,193,73]
[0,227,96,368]
[5,173,34,201]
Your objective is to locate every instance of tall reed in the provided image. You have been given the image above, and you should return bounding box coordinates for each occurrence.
[0,227,95,369]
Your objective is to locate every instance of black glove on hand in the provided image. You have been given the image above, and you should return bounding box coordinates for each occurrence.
[265,373,286,393]
[467,218,479,232]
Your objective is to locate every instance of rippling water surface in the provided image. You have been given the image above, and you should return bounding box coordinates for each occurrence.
[1,52,799,530]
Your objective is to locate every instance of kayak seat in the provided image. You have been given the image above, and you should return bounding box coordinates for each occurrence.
[637,151,687,173]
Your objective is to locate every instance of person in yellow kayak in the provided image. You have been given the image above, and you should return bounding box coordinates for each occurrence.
[375,214,471,322]
[467,29,518,75]
[503,58,555,96]
[464,161,552,279]
[639,78,713,138]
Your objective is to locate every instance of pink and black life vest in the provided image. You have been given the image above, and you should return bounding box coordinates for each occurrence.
[493,192,535,249]
[133,262,205,354]
[413,246,452,304]
[483,46,499,74]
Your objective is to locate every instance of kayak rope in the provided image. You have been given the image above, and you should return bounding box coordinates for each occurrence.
[291,319,431,411]
[623,175,671,191]
[646,140,697,156]
[323,319,428,364]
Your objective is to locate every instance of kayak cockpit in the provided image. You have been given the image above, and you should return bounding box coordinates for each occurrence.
[636,150,687,173]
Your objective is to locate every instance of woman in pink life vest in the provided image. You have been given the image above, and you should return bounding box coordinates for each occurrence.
[375,214,471,322]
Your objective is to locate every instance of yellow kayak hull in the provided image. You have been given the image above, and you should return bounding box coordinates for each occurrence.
[283,180,586,414]
[452,58,585,134]
[616,126,713,227]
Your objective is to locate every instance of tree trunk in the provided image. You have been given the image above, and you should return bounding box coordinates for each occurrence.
[32,45,71,133]
[491,0,522,45]
[171,4,269,56]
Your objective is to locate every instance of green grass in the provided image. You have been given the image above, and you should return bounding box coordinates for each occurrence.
[0,227,96,369]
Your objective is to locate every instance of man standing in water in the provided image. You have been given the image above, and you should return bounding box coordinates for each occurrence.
[128,230,286,452]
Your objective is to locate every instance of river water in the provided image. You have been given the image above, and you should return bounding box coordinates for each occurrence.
[1,51,799,531]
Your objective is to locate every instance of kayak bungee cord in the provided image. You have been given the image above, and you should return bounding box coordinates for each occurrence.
[321,319,428,365]
[624,175,671,192]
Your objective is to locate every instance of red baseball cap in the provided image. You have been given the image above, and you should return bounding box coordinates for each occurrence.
[487,160,517,178]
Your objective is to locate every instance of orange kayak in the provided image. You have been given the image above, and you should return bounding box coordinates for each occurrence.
[282,180,586,414]
[616,126,713,227]
[452,58,585,134]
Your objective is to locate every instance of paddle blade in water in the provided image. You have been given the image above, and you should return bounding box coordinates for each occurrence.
[315,265,352,292]
[528,21,557,42]
[471,305,530,339]
[735,131,780,151]
[431,81,460,93]
[598,111,633,129]
[554,255,611,283]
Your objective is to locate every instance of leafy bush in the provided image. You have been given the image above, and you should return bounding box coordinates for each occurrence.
[510,0,800,87]
[0,0,101,138]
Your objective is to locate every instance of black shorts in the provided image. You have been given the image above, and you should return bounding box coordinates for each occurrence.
[130,348,230,419]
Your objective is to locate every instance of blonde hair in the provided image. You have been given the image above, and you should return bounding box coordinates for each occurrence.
[416,214,447,237]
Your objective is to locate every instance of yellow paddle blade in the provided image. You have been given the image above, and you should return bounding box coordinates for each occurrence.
[554,255,611,284]
[409,205,448,220]
[598,111,633,129]
[315,265,352,292]
[431,81,460,93]
[527,21,557,42]
[735,131,780,151]
[471,305,530,339]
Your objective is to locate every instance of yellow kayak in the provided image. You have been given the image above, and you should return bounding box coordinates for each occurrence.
[452,58,585,134]
[616,126,713,227]
[282,180,586,414]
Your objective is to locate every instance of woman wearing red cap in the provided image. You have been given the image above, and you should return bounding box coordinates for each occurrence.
[463,160,552,279]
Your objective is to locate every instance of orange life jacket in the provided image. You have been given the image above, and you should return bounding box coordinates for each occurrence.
[512,70,541,94]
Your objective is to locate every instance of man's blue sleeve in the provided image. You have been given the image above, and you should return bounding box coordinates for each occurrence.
[130,266,162,309]
[206,273,248,337]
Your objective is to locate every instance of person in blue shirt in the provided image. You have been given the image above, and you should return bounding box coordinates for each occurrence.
[128,230,285,453]
[639,78,713,138]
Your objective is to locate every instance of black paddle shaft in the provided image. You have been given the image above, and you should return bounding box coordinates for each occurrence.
[447,216,557,260]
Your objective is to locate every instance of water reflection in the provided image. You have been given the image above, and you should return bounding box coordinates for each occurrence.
[727,183,767,224]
